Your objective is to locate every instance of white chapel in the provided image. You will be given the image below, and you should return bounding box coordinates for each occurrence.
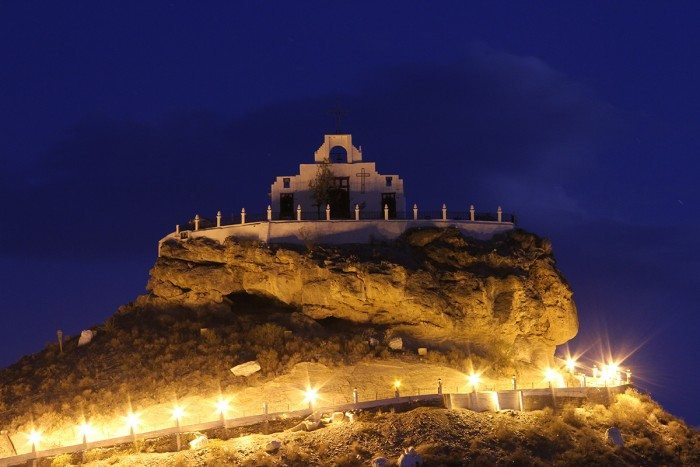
[270,134,406,219]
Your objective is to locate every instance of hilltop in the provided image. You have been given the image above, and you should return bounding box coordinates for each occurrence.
[0,227,696,465]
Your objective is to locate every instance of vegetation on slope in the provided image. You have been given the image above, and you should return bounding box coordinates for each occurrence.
[0,295,504,439]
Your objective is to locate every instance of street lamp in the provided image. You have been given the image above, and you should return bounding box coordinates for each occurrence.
[544,368,560,389]
[28,430,41,455]
[467,373,480,393]
[172,405,185,451]
[125,411,140,445]
[216,398,229,427]
[78,422,93,447]
[304,387,318,411]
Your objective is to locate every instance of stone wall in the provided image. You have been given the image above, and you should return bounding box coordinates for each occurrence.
[446,385,632,412]
[159,218,515,255]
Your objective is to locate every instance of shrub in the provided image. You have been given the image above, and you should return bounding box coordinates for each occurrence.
[248,324,286,350]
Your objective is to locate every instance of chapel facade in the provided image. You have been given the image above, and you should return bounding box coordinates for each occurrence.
[270,134,406,219]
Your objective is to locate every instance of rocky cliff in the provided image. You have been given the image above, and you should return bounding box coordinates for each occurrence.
[141,227,577,367]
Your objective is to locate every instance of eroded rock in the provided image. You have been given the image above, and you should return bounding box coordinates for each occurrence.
[144,228,578,366]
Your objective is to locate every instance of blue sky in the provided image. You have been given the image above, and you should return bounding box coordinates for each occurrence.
[1,2,699,424]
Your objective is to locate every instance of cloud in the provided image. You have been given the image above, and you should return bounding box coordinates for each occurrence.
[1,47,621,259]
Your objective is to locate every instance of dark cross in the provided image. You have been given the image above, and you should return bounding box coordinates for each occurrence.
[355,167,370,193]
[329,106,346,134]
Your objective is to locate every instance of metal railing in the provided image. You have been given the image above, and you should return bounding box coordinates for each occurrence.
[176,210,515,231]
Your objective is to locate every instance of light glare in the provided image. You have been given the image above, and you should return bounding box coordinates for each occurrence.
[172,405,185,420]
[78,422,93,437]
[216,398,229,414]
[28,430,41,446]
[304,387,318,404]
[126,412,140,428]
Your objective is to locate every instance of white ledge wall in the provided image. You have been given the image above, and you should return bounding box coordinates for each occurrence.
[159,219,514,253]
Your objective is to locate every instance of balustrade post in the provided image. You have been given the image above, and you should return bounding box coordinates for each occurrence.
[383,204,389,220]
[296,205,302,221]
[413,204,418,220]
[441,204,447,221]
[353,387,359,404]
[194,214,200,231]
[469,204,475,221]
[326,204,331,221]
[497,206,503,223]
[216,210,222,227]
[355,204,360,220]
[175,224,180,234]
[241,208,246,224]
[267,205,272,221]
[438,378,443,395]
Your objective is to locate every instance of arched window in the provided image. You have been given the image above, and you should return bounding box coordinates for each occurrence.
[329,145,347,163]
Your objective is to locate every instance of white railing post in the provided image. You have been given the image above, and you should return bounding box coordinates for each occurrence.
[413,203,418,220]
[326,204,331,221]
[355,204,360,220]
[267,205,272,221]
[441,204,447,221]
[497,206,502,223]
[384,204,389,220]
[296,205,302,221]
[241,208,246,224]
[216,210,222,227]
[194,214,200,231]
[469,204,475,221]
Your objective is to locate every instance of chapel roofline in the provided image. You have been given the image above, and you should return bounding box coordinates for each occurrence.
[314,134,363,163]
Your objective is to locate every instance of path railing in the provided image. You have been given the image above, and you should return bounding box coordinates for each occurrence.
[0,378,631,466]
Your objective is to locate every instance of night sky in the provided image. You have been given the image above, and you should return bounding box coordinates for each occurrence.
[2,2,698,425]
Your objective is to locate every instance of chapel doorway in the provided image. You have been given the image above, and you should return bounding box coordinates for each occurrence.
[329,177,351,219]
[382,193,397,219]
[280,193,294,220]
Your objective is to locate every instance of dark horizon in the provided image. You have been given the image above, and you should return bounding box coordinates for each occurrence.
[1,2,698,425]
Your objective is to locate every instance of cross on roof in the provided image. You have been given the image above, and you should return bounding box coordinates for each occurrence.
[329,106,346,134]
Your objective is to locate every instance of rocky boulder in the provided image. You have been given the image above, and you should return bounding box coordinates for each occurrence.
[230,361,261,377]
[141,228,577,366]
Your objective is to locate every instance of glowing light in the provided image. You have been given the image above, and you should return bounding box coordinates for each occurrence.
[78,422,93,438]
[125,412,140,429]
[600,362,620,384]
[544,367,560,384]
[565,358,576,373]
[28,429,42,447]
[172,405,186,421]
[467,373,481,388]
[304,387,318,405]
[216,398,230,415]
[393,380,401,389]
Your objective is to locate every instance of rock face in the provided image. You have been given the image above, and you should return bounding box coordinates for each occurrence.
[141,227,577,366]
